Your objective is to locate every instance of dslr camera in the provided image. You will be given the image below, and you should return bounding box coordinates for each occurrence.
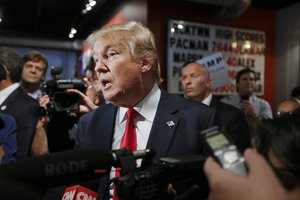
[41,66,88,114]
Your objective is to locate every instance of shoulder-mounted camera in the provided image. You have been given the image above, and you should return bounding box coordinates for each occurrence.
[42,66,88,114]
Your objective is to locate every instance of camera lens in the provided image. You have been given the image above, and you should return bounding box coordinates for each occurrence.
[53,92,79,112]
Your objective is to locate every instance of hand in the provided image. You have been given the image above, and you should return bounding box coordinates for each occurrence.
[204,149,288,200]
[240,100,258,119]
[67,89,98,113]
[39,94,50,108]
[37,94,50,128]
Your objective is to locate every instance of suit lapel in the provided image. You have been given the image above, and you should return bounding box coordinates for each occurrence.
[89,104,118,149]
[146,90,179,160]
[0,87,21,112]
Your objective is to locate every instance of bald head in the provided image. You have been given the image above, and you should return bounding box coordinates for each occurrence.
[180,62,211,102]
[277,98,300,114]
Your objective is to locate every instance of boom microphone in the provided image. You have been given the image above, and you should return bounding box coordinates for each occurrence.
[0,149,114,190]
[0,148,154,190]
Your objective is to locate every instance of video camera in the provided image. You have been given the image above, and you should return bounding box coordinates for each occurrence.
[113,149,208,200]
[41,66,88,114]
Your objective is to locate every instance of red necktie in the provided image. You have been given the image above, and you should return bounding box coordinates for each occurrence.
[120,108,138,150]
[113,108,138,200]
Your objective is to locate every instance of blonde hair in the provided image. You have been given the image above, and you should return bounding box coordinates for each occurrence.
[86,21,163,85]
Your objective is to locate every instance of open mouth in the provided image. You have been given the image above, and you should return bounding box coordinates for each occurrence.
[101,79,112,90]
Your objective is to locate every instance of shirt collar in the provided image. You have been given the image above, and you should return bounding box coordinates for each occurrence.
[0,83,20,105]
[202,93,212,106]
[119,84,161,123]
[27,89,42,100]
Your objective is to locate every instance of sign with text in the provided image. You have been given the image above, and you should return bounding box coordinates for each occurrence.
[196,52,230,89]
[167,19,265,95]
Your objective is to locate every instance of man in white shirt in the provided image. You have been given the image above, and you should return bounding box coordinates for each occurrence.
[75,21,218,200]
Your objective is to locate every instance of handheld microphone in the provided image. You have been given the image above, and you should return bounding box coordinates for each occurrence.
[62,185,98,200]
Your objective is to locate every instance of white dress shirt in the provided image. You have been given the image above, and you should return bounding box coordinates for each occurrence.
[109,84,161,198]
[0,83,20,106]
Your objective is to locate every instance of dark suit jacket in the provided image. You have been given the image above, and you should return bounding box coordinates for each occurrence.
[209,96,251,153]
[0,87,39,159]
[75,89,218,200]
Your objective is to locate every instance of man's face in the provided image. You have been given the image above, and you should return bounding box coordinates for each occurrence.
[22,60,46,84]
[92,33,142,106]
[236,72,256,96]
[181,63,210,102]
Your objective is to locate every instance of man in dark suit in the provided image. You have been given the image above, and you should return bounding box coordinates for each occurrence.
[180,62,251,153]
[74,22,217,200]
[0,48,39,159]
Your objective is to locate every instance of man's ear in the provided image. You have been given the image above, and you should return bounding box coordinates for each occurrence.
[141,58,153,73]
[0,64,8,81]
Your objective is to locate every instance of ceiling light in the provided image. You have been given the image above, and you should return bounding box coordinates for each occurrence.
[177,24,184,29]
[71,28,77,34]
[86,5,92,11]
[89,0,96,7]
[69,33,74,39]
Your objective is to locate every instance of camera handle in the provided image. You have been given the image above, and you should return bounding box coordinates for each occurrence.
[113,148,137,175]
[112,148,156,175]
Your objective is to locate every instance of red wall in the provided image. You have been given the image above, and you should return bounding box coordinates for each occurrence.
[147,0,276,109]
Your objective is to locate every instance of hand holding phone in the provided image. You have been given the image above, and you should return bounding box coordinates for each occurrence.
[201,126,248,176]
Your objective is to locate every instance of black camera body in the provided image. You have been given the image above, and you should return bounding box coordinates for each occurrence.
[42,67,87,114]
[114,154,208,200]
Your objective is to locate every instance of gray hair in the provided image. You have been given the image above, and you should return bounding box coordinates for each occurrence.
[0,47,23,83]
[86,21,163,85]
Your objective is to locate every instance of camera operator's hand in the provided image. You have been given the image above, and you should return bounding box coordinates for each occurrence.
[37,94,50,128]
[204,149,288,200]
[67,89,98,113]
[39,94,50,108]
[31,94,50,156]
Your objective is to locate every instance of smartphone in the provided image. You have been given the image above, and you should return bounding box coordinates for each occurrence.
[201,126,248,176]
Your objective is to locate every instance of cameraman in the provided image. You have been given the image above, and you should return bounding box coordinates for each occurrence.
[20,51,50,156]
[36,94,78,153]
[35,84,100,154]
[21,50,48,100]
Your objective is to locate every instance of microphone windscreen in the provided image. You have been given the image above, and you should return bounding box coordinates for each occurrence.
[62,185,98,200]
[0,148,114,189]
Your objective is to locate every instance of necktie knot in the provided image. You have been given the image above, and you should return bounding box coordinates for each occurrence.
[126,108,138,120]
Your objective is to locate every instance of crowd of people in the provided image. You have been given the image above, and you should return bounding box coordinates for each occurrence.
[0,21,299,200]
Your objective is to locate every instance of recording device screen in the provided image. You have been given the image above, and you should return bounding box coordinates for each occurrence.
[202,126,248,176]
[206,133,229,150]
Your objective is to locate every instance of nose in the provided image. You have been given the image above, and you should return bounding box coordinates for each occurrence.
[95,61,109,74]
[184,77,191,84]
[30,66,37,73]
